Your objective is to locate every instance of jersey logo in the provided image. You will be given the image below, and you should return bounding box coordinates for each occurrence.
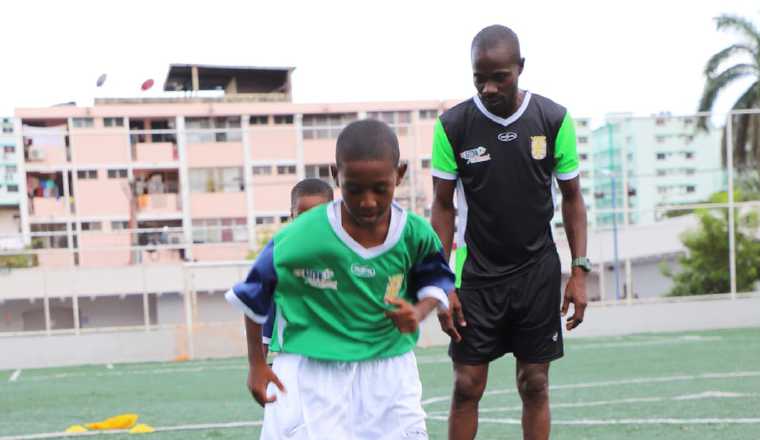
[384,274,404,299]
[293,268,337,290]
[531,136,547,160]
[497,131,518,142]
[350,263,376,278]
[460,146,491,164]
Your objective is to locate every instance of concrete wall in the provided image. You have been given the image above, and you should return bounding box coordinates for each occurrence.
[1,295,758,370]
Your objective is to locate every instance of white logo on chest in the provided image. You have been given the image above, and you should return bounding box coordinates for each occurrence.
[294,268,338,290]
[351,263,376,278]
[498,132,518,142]
[460,146,491,164]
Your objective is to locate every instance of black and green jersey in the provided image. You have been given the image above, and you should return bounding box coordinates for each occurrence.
[432,91,579,288]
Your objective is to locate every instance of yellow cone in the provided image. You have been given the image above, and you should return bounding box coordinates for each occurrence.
[65,425,88,433]
[129,424,155,434]
[85,413,139,430]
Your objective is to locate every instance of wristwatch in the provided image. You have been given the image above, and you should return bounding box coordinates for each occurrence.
[571,257,592,272]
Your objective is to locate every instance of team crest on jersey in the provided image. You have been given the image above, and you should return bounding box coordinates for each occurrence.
[294,268,337,290]
[530,136,547,160]
[350,263,376,278]
[384,274,404,299]
[460,146,491,164]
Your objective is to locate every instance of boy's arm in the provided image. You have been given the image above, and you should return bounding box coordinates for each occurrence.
[244,316,284,406]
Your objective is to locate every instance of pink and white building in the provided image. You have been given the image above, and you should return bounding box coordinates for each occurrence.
[14,64,456,268]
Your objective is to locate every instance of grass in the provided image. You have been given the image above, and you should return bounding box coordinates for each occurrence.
[1,327,759,439]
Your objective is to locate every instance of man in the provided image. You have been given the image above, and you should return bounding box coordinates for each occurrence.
[431,25,589,440]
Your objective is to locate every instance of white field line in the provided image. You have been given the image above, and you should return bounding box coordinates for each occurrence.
[9,369,21,382]
[421,371,760,406]
[0,421,263,440]
[105,364,113,370]
[426,391,756,417]
[427,416,760,425]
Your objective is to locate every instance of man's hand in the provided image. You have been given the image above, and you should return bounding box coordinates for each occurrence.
[247,363,285,407]
[437,290,466,342]
[385,296,421,333]
[561,271,587,331]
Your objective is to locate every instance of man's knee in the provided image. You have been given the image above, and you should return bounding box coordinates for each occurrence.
[452,369,488,404]
[516,368,549,402]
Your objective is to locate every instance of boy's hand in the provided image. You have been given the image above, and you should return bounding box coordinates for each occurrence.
[247,363,285,407]
[385,296,420,333]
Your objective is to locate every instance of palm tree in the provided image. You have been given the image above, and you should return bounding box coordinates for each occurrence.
[698,14,760,170]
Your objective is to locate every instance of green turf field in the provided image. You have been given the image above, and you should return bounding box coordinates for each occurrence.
[2,327,759,439]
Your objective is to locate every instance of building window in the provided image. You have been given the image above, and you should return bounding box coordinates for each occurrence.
[686,185,696,193]
[77,169,99,179]
[685,168,695,175]
[279,215,290,223]
[656,169,666,177]
[111,221,129,230]
[255,216,275,225]
[30,223,68,249]
[252,165,273,176]
[250,115,269,125]
[304,164,332,180]
[81,221,102,231]
[419,109,438,120]
[656,152,666,160]
[186,117,242,143]
[2,127,12,134]
[302,113,357,139]
[578,136,588,144]
[685,152,694,159]
[579,153,588,161]
[277,164,297,175]
[192,218,247,243]
[577,119,589,128]
[107,169,128,179]
[3,145,15,154]
[655,118,666,126]
[367,111,412,136]
[274,115,294,125]
[655,135,666,143]
[103,117,125,127]
[72,117,94,128]
[189,167,244,192]
[7,184,18,192]
[420,158,431,169]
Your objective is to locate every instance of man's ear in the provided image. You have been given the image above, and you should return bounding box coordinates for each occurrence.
[518,57,525,75]
[396,162,408,186]
[330,164,340,187]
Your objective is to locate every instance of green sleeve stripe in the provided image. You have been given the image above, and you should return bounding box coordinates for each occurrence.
[454,246,467,288]
[432,119,458,176]
[554,112,580,178]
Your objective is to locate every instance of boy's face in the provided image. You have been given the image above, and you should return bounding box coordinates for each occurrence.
[291,194,331,218]
[333,158,406,228]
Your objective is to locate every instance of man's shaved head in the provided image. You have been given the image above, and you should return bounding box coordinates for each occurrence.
[471,24,521,63]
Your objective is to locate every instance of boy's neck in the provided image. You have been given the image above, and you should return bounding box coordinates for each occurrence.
[340,202,392,249]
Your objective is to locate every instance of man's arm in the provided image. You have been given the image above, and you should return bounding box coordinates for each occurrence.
[431,176,466,340]
[558,176,588,330]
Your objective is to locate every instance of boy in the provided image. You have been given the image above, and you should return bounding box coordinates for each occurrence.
[226,119,454,440]
[261,178,334,357]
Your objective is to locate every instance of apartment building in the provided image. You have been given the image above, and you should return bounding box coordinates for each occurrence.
[14,64,453,269]
[0,116,21,248]
[591,113,723,227]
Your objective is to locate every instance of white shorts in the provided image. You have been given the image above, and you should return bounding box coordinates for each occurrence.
[260,351,428,440]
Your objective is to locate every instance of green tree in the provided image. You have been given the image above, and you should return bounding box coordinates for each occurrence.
[662,191,760,296]
[698,14,760,169]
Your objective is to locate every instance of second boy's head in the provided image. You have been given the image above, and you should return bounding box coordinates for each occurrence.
[290,178,334,218]
[332,119,407,227]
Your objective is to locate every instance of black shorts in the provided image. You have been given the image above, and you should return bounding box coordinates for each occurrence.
[449,250,563,365]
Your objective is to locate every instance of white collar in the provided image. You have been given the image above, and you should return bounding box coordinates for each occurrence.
[473,90,532,127]
[326,200,407,259]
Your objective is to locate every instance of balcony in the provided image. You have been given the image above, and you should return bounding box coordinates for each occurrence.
[134,170,181,217]
[22,123,69,167]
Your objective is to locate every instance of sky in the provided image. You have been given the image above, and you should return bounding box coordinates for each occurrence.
[2,0,759,126]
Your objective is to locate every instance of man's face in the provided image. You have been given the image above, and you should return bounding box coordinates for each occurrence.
[291,194,331,218]
[334,159,406,228]
[472,43,524,117]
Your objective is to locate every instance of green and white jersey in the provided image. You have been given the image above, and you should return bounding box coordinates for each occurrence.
[226,201,454,362]
[432,92,579,288]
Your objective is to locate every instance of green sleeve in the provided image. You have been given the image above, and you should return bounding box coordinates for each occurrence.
[554,112,580,180]
[431,119,458,179]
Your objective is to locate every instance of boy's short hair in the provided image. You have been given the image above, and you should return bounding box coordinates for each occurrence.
[335,119,400,168]
[290,178,334,207]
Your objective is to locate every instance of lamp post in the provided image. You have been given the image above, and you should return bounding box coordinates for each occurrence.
[601,124,622,301]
